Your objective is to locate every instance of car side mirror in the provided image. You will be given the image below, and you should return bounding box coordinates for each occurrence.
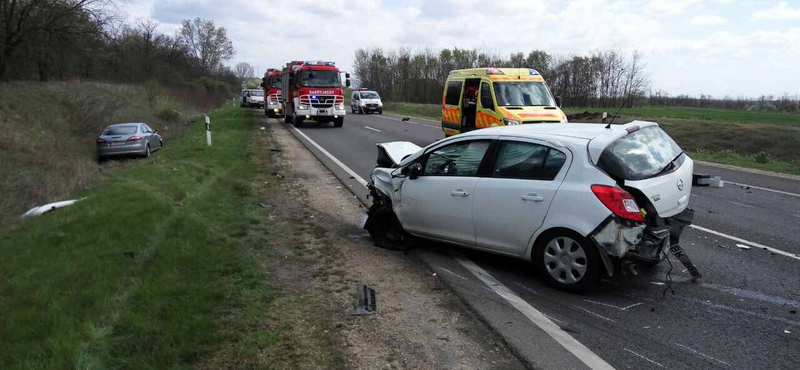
[345,79,351,87]
[408,163,422,180]
[555,96,562,107]
[153,130,159,134]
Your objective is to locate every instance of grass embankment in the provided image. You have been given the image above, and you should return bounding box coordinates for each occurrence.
[385,103,800,175]
[0,81,214,228]
[0,105,275,369]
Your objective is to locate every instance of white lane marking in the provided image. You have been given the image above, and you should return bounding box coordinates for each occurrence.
[729,201,756,209]
[583,299,643,312]
[574,306,618,323]
[439,267,469,280]
[363,125,382,133]
[288,126,368,187]
[727,181,800,198]
[674,343,730,366]
[291,124,613,369]
[453,254,616,370]
[512,281,540,296]
[690,225,800,261]
[624,348,664,368]
[545,314,567,325]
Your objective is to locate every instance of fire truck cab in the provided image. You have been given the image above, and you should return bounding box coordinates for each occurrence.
[281,60,350,128]
[441,68,567,137]
[261,68,283,117]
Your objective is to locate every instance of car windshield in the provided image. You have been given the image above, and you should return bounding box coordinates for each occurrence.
[597,126,683,181]
[360,92,379,99]
[300,70,341,87]
[270,77,281,88]
[103,126,137,135]
[250,90,264,96]
[493,81,555,106]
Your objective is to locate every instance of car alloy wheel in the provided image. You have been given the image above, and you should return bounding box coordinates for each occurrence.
[543,236,588,285]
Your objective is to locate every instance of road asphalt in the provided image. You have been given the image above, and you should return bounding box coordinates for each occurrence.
[267,111,800,370]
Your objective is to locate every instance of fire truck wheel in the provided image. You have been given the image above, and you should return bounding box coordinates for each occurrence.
[283,113,291,124]
[334,117,344,127]
[292,113,304,128]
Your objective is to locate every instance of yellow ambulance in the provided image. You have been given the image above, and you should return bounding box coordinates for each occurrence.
[441,68,567,137]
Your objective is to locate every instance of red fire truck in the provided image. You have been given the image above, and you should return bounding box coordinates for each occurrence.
[281,61,350,128]
[261,68,283,117]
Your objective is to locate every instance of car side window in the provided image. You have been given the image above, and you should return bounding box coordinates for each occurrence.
[139,125,147,133]
[493,141,566,180]
[444,81,463,106]
[423,140,490,177]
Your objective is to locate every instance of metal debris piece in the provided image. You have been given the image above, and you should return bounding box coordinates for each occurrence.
[718,244,730,249]
[736,244,751,250]
[785,329,792,334]
[651,282,666,286]
[692,173,711,186]
[349,284,377,316]
[670,244,702,279]
[21,198,85,219]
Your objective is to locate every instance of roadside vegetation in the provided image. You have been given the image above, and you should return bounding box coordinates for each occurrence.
[0,105,278,369]
[383,103,800,175]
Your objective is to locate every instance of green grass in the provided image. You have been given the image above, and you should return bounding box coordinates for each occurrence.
[383,102,441,121]
[562,105,800,127]
[688,149,800,176]
[0,105,274,369]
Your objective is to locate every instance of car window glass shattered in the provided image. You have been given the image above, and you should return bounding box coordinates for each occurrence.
[424,141,490,176]
[598,126,682,180]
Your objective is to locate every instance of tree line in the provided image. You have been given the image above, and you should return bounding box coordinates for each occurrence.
[0,0,238,95]
[648,91,800,112]
[353,47,649,108]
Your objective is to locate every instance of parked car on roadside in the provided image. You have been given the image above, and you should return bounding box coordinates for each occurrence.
[364,121,694,292]
[96,123,162,161]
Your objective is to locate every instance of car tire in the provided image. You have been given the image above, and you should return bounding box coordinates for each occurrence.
[364,205,413,251]
[98,155,107,163]
[534,230,600,292]
[283,113,292,124]
[293,113,304,128]
[351,106,356,114]
[143,144,151,158]
[334,117,344,127]
[359,106,365,115]
[159,139,163,149]
[378,110,383,114]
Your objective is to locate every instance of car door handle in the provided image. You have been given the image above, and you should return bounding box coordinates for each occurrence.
[451,190,470,197]
[522,194,544,202]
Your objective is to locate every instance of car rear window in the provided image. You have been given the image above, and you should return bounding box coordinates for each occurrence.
[103,126,138,135]
[597,126,683,181]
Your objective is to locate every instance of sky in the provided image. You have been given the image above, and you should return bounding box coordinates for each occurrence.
[121,0,800,98]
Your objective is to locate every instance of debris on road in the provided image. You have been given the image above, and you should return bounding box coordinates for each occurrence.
[785,329,792,334]
[710,176,724,188]
[692,173,711,186]
[651,282,666,286]
[259,202,272,210]
[21,198,85,219]
[736,244,752,250]
[349,284,377,316]
[718,244,730,249]
[401,117,410,122]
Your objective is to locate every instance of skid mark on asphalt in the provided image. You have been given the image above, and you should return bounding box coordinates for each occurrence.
[624,348,664,368]
[674,343,730,366]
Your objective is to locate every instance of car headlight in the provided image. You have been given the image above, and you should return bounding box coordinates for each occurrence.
[336,104,345,110]
[360,101,366,106]
[298,105,308,110]
[503,118,520,126]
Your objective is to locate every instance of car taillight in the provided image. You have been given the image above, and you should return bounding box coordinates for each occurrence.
[96,138,106,143]
[591,185,644,222]
[127,136,142,142]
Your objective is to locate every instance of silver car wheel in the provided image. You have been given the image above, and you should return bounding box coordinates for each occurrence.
[543,236,588,285]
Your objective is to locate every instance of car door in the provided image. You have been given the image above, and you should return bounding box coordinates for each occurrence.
[395,138,493,245]
[472,138,571,255]
[477,81,502,128]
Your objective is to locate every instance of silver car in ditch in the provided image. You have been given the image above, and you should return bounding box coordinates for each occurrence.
[96,123,162,161]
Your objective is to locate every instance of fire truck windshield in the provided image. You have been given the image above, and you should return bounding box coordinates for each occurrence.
[300,71,341,87]
[270,77,282,88]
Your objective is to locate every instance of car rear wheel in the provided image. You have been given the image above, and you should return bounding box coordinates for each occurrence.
[159,139,163,148]
[535,231,599,292]
[143,144,150,158]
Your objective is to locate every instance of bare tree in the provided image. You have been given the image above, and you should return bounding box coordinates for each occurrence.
[178,17,235,75]
[234,62,254,80]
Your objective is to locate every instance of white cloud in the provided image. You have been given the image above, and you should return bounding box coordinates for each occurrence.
[752,1,800,20]
[118,0,800,97]
[688,14,728,25]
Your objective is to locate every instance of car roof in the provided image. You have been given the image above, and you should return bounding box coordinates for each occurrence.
[107,123,143,127]
[459,121,661,163]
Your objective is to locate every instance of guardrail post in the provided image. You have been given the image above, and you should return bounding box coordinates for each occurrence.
[205,115,212,146]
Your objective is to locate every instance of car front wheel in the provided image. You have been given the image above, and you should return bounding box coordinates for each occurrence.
[364,205,413,251]
[535,231,599,292]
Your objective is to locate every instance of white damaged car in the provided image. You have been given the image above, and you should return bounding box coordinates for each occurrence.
[364,121,695,292]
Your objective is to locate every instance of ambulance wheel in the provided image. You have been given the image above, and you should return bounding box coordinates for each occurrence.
[334,117,344,127]
[292,113,304,128]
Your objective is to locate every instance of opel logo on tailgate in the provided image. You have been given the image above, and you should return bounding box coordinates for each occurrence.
[677,179,685,191]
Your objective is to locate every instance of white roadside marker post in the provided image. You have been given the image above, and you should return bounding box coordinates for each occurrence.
[205,115,212,146]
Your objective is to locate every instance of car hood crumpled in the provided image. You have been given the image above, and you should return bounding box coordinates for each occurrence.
[376,141,422,167]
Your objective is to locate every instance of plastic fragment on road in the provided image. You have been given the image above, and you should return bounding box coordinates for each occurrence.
[21,198,85,219]
[651,282,666,286]
[736,244,752,250]
[785,329,792,334]
[349,284,377,316]
[692,173,711,186]
[710,176,724,188]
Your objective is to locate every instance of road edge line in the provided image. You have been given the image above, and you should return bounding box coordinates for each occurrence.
[453,254,616,370]
[287,125,368,187]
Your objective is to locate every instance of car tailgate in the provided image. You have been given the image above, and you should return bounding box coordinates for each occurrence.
[624,156,693,218]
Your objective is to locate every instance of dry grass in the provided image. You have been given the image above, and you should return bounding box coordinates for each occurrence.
[0,81,208,228]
